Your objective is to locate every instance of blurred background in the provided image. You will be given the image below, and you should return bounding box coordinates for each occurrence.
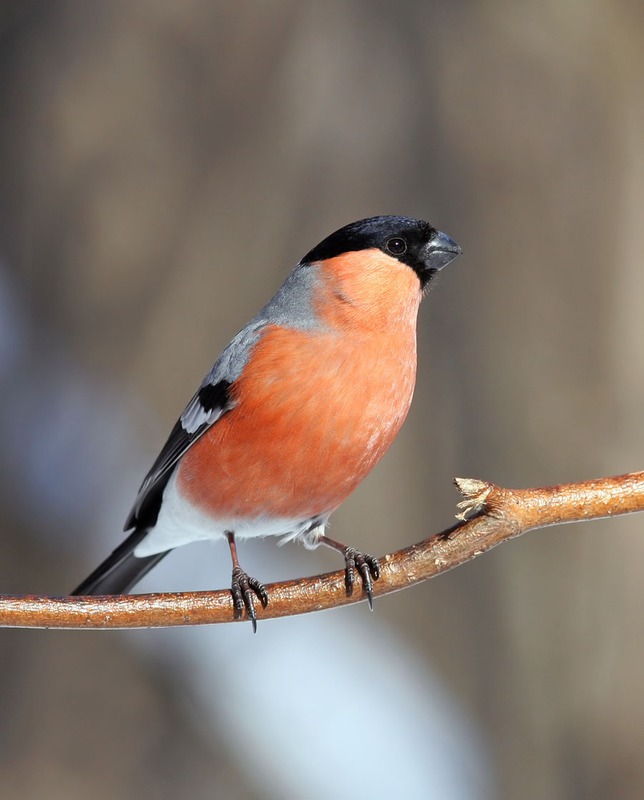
[1,1,643,798]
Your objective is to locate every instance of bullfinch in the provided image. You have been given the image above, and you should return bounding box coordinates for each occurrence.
[72,215,461,629]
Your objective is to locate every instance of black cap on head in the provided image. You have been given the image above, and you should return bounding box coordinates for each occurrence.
[302,215,462,287]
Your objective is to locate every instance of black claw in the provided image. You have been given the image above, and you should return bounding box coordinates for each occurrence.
[342,547,381,608]
[362,568,375,611]
[231,566,269,632]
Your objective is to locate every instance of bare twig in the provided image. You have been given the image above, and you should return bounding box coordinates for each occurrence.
[2,471,643,630]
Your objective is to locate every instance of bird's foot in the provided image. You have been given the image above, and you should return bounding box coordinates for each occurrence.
[230,566,269,633]
[342,547,380,610]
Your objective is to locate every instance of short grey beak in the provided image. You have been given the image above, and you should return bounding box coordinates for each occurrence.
[425,230,462,271]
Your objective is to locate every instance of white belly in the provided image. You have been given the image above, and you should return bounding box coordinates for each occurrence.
[134,469,327,557]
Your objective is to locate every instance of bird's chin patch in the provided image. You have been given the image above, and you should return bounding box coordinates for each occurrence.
[420,269,439,294]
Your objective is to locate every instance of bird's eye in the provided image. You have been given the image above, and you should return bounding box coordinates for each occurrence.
[386,237,407,255]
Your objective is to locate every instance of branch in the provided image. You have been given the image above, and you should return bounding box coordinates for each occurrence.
[2,471,643,630]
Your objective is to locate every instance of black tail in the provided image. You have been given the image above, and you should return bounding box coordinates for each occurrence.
[71,529,170,596]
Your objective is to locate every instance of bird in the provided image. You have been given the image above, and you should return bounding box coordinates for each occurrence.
[71,215,461,629]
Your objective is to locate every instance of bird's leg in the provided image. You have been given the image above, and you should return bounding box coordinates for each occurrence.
[317,534,380,610]
[225,531,268,632]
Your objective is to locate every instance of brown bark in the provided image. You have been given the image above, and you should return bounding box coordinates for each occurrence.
[2,471,642,630]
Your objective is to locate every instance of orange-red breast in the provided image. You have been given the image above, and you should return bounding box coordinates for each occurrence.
[72,216,461,629]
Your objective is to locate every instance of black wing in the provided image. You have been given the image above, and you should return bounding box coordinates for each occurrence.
[124,379,233,531]
[71,378,235,596]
